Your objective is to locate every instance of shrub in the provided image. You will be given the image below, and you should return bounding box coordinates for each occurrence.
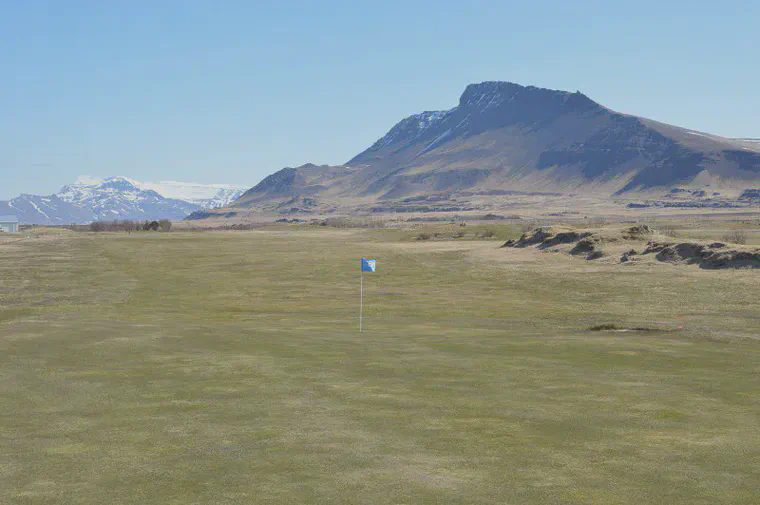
[320,217,387,228]
[586,218,608,229]
[722,230,747,245]
[661,226,678,238]
[479,229,495,238]
[416,232,431,241]
[83,220,171,232]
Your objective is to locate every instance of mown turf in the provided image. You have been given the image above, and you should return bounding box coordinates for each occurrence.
[1,228,758,504]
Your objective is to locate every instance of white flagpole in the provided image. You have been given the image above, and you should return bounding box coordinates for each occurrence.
[359,268,363,333]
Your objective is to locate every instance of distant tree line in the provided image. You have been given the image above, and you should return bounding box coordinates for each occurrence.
[81,219,172,232]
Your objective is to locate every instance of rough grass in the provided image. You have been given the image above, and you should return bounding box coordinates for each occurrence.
[0,228,759,504]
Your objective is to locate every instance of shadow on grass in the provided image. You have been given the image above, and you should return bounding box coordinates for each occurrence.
[588,324,662,332]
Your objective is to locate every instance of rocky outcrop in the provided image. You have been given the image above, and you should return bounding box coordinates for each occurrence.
[502,227,605,261]
[739,189,760,201]
[642,241,760,269]
[620,249,639,263]
[503,225,760,269]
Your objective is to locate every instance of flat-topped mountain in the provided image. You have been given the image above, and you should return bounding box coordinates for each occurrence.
[232,81,760,211]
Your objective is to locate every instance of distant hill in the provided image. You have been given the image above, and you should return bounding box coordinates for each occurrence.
[1,176,246,225]
[232,81,760,211]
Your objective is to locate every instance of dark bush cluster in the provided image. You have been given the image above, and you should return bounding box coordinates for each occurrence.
[315,217,388,228]
[84,219,172,232]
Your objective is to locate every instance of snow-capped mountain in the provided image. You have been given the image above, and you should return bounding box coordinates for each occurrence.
[0,176,248,225]
[72,176,246,209]
[133,180,246,209]
[0,194,94,225]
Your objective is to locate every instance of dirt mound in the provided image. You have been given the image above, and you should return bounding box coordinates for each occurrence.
[570,237,605,260]
[569,237,597,254]
[622,224,655,239]
[541,231,594,248]
[503,227,605,260]
[739,189,760,201]
[642,241,760,269]
[502,227,556,248]
[620,249,638,263]
[503,226,760,269]
[503,227,593,249]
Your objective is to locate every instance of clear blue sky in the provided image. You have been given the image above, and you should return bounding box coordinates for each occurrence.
[1,0,758,199]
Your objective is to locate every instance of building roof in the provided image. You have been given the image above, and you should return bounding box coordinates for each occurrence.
[0,215,19,223]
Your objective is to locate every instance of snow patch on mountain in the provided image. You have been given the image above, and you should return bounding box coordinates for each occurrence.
[136,180,247,208]
[369,108,457,151]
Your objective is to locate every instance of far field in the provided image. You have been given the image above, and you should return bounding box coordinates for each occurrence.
[1,224,758,504]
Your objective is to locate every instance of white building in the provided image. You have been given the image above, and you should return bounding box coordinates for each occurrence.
[0,215,19,233]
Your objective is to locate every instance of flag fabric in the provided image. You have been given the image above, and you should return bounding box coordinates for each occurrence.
[361,258,376,272]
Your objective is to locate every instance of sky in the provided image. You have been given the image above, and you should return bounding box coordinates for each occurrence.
[1,0,758,199]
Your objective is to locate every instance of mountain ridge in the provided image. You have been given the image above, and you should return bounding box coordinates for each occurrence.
[1,176,247,224]
[232,81,760,211]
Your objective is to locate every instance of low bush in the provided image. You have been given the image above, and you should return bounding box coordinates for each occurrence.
[318,217,388,228]
[86,220,147,232]
[158,219,172,232]
[661,226,678,238]
[722,230,747,245]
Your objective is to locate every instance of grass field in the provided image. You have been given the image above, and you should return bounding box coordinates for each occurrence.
[1,227,759,504]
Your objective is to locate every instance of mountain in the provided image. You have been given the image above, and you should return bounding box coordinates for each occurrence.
[232,81,760,211]
[76,176,247,209]
[127,179,245,209]
[1,176,247,225]
[0,194,94,225]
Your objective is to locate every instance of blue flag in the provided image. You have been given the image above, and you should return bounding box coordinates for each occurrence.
[361,258,376,272]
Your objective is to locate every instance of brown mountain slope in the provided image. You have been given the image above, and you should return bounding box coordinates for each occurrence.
[233,81,760,210]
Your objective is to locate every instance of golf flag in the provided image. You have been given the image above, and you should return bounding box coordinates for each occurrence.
[361,258,376,272]
[359,259,376,332]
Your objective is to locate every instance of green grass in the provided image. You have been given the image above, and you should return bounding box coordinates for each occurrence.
[1,228,759,504]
